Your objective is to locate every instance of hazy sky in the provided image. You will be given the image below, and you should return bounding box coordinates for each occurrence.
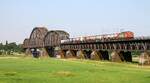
[0,0,150,44]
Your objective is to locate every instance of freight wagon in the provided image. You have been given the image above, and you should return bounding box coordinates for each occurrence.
[61,31,134,44]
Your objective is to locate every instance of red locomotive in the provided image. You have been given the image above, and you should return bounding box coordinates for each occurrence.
[61,31,134,44]
[116,31,134,39]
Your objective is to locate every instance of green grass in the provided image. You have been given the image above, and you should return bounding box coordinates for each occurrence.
[0,57,150,83]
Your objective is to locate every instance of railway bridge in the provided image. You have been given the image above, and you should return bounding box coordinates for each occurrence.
[23,27,150,64]
[60,38,150,63]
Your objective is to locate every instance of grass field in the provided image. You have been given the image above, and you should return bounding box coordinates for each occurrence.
[0,57,150,83]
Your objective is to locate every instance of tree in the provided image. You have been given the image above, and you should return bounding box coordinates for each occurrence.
[0,43,3,55]
[0,41,24,55]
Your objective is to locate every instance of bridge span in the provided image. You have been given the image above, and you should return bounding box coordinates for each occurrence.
[23,27,150,65]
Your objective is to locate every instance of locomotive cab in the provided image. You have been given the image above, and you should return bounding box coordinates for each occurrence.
[118,31,134,39]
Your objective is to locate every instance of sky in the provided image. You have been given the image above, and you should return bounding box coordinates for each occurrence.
[0,0,150,44]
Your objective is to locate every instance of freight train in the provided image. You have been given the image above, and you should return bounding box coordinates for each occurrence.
[61,31,134,44]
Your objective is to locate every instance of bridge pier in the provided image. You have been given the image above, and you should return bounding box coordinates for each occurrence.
[57,50,66,58]
[90,50,101,60]
[139,51,150,65]
[65,50,77,58]
[40,48,49,57]
[111,51,122,62]
[25,48,32,56]
[119,51,125,61]
[111,51,132,62]
[76,50,86,59]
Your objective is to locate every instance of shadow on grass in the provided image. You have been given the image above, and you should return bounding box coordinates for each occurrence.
[4,72,17,76]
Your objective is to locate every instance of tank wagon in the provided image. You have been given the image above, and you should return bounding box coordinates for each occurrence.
[61,31,134,44]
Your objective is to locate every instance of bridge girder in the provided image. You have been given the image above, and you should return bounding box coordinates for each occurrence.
[61,40,150,51]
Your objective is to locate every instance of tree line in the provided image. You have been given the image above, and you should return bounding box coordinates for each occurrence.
[0,41,23,55]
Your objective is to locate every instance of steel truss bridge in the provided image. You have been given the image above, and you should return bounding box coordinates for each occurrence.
[23,27,150,64]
